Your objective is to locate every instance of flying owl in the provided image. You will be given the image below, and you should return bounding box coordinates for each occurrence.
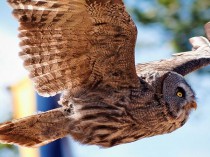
[0,0,210,148]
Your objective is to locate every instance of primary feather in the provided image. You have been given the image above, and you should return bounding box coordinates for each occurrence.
[9,0,139,97]
[0,107,71,147]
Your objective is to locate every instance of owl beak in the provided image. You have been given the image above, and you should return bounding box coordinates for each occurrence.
[184,101,197,111]
[191,101,197,110]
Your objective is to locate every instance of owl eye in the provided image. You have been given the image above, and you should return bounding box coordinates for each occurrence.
[176,87,185,98]
[177,91,183,97]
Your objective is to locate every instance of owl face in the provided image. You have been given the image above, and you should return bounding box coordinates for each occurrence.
[162,72,197,122]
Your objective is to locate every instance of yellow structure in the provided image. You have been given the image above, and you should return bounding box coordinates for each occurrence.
[11,78,39,157]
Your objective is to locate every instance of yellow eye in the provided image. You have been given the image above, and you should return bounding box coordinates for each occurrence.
[177,91,183,97]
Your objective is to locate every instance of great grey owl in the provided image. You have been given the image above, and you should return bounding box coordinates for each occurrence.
[0,0,210,147]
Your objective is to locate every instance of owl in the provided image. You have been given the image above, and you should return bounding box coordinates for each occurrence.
[0,0,210,148]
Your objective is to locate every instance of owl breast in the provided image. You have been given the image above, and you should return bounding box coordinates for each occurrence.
[64,79,190,147]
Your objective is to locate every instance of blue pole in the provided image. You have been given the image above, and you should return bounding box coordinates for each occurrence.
[36,94,73,157]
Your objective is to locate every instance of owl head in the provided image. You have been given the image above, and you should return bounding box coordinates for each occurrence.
[135,36,210,135]
[162,72,197,123]
[138,37,210,124]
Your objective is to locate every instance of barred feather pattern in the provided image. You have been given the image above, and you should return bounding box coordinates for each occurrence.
[8,0,139,97]
[0,107,73,147]
[0,84,187,147]
[1,0,210,148]
[60,85,186,147]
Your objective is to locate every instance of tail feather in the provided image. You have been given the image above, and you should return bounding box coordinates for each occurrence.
[0,107,71,147]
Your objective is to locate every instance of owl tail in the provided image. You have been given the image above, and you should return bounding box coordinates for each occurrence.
[0,107,71,147]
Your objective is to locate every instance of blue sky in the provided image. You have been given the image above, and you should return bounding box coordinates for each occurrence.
[0,1,26,87]
[0,1,210,157]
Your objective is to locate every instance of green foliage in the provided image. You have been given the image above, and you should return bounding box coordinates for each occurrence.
[132,0,210,51]
[0,144,15,150]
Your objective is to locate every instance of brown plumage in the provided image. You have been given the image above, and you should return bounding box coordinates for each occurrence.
[0,0,210,148]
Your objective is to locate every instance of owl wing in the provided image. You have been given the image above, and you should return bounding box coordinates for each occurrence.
[205,22,210,40]
[8,0,140,97]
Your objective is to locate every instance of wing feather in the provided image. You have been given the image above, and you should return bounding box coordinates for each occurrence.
[8,0,140,98]
[205,22,210,40]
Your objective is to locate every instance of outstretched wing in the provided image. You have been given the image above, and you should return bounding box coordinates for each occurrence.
[8,0,140,97]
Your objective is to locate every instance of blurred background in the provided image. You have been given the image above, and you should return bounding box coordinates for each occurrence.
[0,0,210,157]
